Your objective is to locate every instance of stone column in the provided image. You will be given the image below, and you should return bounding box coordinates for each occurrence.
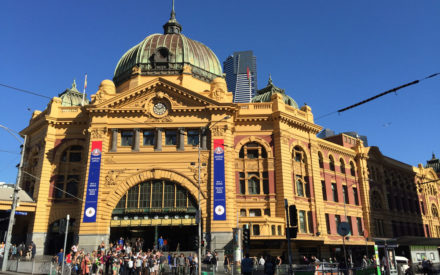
[155,128,162,152]
[178,128,185,151]
[201,127,208,150]
[133,128,140,152]
[110,129,118,152]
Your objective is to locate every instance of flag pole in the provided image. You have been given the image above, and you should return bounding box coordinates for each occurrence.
[81,73,87,106]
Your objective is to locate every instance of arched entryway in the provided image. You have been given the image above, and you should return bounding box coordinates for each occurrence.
[45,218,76,255]
[110,179,198,251]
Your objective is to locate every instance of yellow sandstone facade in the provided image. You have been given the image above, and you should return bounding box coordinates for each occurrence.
[17,9,440,261]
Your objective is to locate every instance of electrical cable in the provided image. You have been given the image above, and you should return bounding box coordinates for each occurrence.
[316,72,440,121]
[0,83,51,99]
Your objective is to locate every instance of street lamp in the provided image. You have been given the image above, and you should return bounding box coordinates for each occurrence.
[0,124,26,271]
[197,115,230,275]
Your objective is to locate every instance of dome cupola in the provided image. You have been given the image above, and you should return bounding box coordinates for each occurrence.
[58,80,89,106]
[113,1,223,86]
[251,76,298,108]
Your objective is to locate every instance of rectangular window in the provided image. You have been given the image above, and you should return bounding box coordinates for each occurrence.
[332,183,338,202]
[271,225,276,235]
[187,130,200,146]
[165,130,177,145]
[335,215,341,231]
[247,149,258,159]
[357,217,363,236]
[347,216,353,236]
[121,130,134,146]
[249,209,262,217]
[175,186,186,208]
[263,172,269,194]
[278,226,282,235]
[54,175,64,199]
[139,182,151,208]
[163,182,174,208]
[66,175,79,198]
[152,181,163,208]
[307,211,314,234]
[252,224,260,236]
[239,172,245,194]
[127,185,139,208]
[264,208,271,216]
[343,185,348,204]
[322,181,327,201]
[421,201,425,215]
[240,209,246,217]
[305,177,310,197]
[353,187,359,205]
[143,130,155,146]
[299,210,306,233]
[325,214,331,234]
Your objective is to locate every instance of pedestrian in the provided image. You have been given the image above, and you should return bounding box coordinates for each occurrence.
[158,236,164,251]
[56,249,65,274]
[241,254,253,275]
[31,241,36,260]
[224,255,230,274]
[259,255,265,266]
[264,256,275,275]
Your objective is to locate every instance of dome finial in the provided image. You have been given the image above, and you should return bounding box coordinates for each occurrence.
[268,74,273,85]
[163,0,182,34]
[72,79,77,89]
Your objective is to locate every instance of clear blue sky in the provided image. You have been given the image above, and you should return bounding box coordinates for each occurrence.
[0,0,439,183]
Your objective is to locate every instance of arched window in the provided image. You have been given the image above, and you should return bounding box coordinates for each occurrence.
[293,146,306,163]
[432,204,439,218]
[318,152,324,168]
[350,161,356,176]
[114,180,197,211]
[237,142,269,195]
[329,155,335,171]
[340,158,346,174]
[292,146,310,198]
[239,142,267,159]
[54,145,83,199]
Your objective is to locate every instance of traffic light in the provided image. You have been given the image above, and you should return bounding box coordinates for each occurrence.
[195,210,200,225]
[289,205,298,227]
[242,227,250,247]
[201,240,205,247]
[194,236,199,247]
[287,227,298,239]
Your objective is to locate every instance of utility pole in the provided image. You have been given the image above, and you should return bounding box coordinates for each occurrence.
[284,199,293,275]
[2,135,27,271]
[61,214,70,275]
[198,129,202,275]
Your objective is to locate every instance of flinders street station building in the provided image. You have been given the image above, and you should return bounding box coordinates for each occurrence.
[10,6,440,263]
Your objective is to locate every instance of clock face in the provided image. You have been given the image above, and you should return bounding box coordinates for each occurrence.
[153,102,167,115]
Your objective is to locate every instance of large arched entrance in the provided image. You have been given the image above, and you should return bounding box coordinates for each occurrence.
[110,179,198,251]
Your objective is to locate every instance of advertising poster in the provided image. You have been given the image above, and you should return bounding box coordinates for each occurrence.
[213,139,226,220]
[83,141,103,223]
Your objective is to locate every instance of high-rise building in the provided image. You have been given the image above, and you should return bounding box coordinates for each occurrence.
[223,51,257,103]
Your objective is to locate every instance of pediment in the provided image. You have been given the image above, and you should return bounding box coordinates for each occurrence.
[89,78,225,112]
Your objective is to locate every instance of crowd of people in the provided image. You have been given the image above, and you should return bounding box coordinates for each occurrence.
[0,241,37,260]
[54,237,211,275]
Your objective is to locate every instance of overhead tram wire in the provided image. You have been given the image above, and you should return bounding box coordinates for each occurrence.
[315,72,440,121]
[0,83,52,100]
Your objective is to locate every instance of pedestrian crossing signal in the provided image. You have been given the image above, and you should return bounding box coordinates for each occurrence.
[243,228,250,247]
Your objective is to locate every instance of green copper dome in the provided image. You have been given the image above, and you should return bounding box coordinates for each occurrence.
[58,80,89,107]
[114,5,222,86]
[251,76,298,108]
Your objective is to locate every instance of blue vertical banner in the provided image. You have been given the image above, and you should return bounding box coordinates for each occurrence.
[83,141,102,223]
[213,139,226,220]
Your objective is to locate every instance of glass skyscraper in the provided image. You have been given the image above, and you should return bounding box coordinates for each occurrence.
[223,51,257,103]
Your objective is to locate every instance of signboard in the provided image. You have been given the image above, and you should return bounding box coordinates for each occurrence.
[337,222,350,236]
[213,139,226,220]
[83,141,103,223]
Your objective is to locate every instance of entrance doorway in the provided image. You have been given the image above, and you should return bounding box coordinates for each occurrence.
[110,225,197,251]
[110,179,199,251]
